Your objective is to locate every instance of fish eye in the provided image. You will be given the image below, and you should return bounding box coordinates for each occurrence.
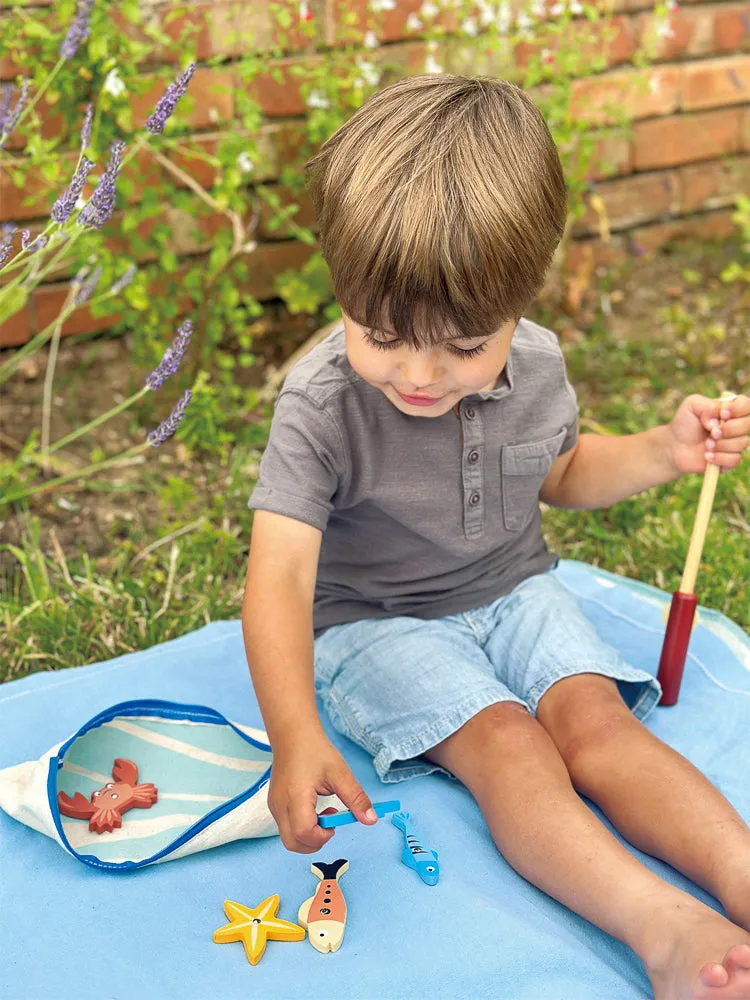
[318,931,327,938]
[426,866,435,872]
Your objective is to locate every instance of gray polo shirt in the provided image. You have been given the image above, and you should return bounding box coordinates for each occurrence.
[249,318,578,636]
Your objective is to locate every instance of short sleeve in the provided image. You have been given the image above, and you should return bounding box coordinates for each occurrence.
[559,371,579,455]
[248,390,346,532]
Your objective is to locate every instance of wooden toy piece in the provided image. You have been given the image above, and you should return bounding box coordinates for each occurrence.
[57,758,158,834]
[213,895,305,966]
[391,811,439,886]
[317,799,400,828]
[298,859,349,954]
[656,391,737,706]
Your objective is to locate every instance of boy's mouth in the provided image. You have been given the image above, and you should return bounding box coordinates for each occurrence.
[396,390,444,407]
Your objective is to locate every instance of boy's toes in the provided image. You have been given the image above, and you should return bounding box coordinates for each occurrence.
[699,962,729,988]
[725,944,750,972]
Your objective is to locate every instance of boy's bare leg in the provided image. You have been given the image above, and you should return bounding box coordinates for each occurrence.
[424,702,750,1000]
[535,674,750,932]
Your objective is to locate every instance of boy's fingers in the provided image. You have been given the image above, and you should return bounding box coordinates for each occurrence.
[285,798,335,853]
[331,766,377,824]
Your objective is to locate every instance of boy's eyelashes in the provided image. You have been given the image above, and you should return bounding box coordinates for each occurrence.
[363,330,489,360]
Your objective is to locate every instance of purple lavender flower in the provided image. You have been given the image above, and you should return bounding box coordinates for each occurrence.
[51,155,95,224]
[20,229,31,250]
[59,0,95,60]
[0,80,30,149]
[29,234,49,254]
[145,318,193,390]
[145,64,195,135]
[0,224,17,267]
[147,389,192,446]
[72,264,102,306]
[77,139,125,229]
[80,102,93,150]
[109,263,136,296]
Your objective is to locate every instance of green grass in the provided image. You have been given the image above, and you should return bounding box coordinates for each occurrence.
[1,292,748,681]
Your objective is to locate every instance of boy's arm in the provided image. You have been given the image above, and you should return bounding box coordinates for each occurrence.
[242,510,376,853]
[541,393,750,510]
[539,427,677,510]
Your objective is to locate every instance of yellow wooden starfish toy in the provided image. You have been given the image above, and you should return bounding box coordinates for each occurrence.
[213,895,305,965]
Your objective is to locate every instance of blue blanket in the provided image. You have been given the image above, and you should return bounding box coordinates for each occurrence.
[1,560,749,1000]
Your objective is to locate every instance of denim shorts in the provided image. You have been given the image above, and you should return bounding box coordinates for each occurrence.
[313,567,662,783]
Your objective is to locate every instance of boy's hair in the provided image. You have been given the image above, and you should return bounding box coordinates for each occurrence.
[305,74,567,347]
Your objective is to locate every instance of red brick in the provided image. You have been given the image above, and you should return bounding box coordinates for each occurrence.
[628,208,736,253]
[243,240,317,301]
[575,170,680,236]
[681,55,750,111]
[33,283,122,339]
[679,155,750,212]
[742,107,750,149]
[249,54,324,117]
[0,301,32,348]
[585,131,634,181]
[634,7,708,61]
[130,67,235,132]
[158,1,310,61]
[570,66,680,126]
[713,3,750,51]
[633,108,742,169]
[0,152,80,222]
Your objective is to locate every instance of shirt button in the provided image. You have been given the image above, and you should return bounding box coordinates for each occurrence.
[469,491,481,506]
[465,406,476,420]
[468,450,479,464]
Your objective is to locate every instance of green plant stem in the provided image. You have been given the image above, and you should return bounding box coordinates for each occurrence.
[2,443,150,506]
[45,385,151,456]
[0,289,114,387]
[0,58,64,148]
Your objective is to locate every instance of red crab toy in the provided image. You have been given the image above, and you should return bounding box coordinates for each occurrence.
[57,758,158,834]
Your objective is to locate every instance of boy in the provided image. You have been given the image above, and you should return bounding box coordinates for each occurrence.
[242,74,750,999]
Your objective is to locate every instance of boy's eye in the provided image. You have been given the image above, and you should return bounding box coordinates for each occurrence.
[364,331,489,360]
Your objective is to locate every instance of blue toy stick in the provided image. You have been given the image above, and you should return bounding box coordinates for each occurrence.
[317,799,400,828]
[391,811,439,886]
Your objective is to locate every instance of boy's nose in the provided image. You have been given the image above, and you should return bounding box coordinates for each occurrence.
[399,351,442,390]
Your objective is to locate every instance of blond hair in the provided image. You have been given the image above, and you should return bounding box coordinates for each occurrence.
[305,74,567,346]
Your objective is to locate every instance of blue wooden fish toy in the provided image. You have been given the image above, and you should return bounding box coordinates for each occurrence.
[391,811,439,886]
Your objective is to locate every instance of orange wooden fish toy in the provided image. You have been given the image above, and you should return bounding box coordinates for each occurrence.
[298,859,349,954]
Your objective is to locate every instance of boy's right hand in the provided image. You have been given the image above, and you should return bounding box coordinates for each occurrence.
[268,730,378,853]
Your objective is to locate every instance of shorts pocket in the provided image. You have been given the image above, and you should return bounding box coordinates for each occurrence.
[501,428,568,532]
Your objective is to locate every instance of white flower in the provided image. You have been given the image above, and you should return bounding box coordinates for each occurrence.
[497,2,512,33]
[476,0,495,27]
[370,0,396,11]
[530,0,546,18]
[550,2,564,14]
[306,89,330,109]
[516,11,533,31]
[655,16,675,38]
[103,68,126,98]
[406,12,424,30]
[461,16,479,35]
[354,59,381,87]
[299,0,310,19]
[425,52,443,73]
[237,151,254,175]
[649,72,662,94]
[420,0,440,17]
[570,0,584,13]
[363,29,378,48]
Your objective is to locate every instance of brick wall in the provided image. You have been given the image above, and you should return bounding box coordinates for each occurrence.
[1,0,749,348]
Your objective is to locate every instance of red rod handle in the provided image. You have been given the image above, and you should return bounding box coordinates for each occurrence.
[657,591,698,706]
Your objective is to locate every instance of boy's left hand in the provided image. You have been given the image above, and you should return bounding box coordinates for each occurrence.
[667,393,750,475]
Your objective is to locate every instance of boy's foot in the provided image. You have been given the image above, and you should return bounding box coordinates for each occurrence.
[645,905,750,1000]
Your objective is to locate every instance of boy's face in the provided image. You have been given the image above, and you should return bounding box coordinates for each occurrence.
[342,313,517,418]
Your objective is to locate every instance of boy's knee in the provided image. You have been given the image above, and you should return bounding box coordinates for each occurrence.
[427,700,542,773]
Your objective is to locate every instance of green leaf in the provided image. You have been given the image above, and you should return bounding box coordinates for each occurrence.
[0,286,29,326]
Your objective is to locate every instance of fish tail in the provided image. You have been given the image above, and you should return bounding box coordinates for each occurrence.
[311,858,349,882]
[390,810,411,833]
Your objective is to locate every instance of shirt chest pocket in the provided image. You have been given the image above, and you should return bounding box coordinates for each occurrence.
[501,428,568,532]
